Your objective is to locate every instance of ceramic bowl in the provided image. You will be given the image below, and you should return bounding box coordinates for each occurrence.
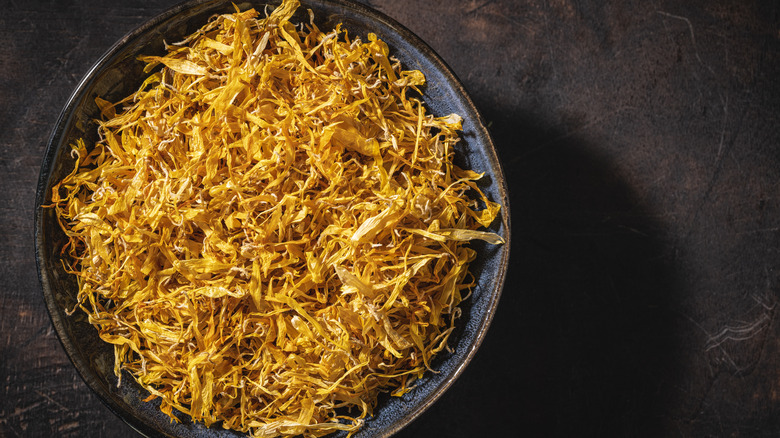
[34,1,510,436]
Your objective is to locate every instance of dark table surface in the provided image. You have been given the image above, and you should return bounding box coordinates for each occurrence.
[3,0,780,437]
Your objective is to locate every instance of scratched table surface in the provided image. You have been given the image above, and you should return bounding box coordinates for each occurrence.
[2,0,779,436]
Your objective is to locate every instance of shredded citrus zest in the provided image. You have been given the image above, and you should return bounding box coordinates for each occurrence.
[52,1,503,436]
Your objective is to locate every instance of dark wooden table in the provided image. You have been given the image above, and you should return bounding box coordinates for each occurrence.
[3,0,779,436]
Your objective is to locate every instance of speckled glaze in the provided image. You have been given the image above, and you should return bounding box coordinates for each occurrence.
[34,1,511,437]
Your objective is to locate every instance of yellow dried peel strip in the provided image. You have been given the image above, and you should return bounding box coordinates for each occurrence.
[52,1,503,437]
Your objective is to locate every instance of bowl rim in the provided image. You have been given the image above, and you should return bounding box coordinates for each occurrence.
[34,1,511,436]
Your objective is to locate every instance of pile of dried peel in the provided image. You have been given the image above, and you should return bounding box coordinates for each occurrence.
[52,0,503,436]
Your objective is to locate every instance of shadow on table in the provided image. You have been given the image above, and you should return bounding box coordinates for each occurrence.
[396,111,681,438]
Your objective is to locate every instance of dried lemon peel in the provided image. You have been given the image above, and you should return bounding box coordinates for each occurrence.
[51,0,504,437]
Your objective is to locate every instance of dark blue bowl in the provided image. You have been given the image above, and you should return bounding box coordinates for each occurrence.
[34,1,511,436]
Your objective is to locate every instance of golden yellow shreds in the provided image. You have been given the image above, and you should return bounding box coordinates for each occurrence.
[51,0,503,437]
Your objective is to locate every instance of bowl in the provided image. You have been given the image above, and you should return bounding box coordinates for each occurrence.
[34,1,511,436]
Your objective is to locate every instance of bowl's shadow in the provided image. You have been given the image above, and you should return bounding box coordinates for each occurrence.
[396,110,680,438]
